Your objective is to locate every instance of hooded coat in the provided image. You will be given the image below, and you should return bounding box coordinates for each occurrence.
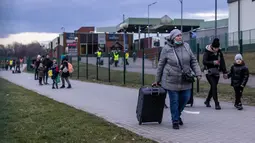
[203,45,227,73]
[155,29,202,91]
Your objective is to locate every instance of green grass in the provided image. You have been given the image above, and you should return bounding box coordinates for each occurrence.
[71,62,255,106]
[0,78,157,143]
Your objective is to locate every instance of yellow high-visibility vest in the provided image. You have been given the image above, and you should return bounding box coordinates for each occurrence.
[9,60,13,65]
[125,53,129,59]
[114,53,119,61]
[97,51,102,57]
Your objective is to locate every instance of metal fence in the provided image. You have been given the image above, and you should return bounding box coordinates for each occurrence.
[187,29,255,53]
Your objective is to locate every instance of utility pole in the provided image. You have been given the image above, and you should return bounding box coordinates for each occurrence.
[238,0,243,55]
[214,0,217,37]
[179,0,183,32]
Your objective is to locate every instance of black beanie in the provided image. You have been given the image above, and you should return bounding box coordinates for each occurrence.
[212,38,220,48]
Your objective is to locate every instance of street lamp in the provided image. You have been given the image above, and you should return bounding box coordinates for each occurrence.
[214,0,217,37]
[238,0,242,55]
[147,1,157,86]
[120,22,129,85]
[179,0,183,32]
[61,27,65,32]
[148,1,157,48]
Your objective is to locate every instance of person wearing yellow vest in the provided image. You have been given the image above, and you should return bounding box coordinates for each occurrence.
[125,52,129,65]
[9,59,13,70]
[96,49,102,65]
[113,51,119,67]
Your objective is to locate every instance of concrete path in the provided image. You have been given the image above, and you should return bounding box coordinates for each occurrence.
[1,71,255,143]
[80,57,255,88]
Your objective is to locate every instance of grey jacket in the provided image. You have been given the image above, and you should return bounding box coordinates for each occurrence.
[155,29,202,91]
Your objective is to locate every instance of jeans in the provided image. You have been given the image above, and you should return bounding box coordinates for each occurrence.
[52,78,58,88]
[167,89,191,123]
[205,74,220,104]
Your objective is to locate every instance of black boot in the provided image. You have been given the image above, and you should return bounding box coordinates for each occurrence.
[179,118,183,126]
[204,101,211,107]
[237,103,243,110]
[172,122,179,130]
[215,102,221,110]
[67,84,72,89]
[60,85,65,88]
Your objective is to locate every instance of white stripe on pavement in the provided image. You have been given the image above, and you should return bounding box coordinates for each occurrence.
[183,110,200,114]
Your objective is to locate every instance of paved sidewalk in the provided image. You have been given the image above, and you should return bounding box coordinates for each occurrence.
[81,57,255,88]
[1,71,255,143]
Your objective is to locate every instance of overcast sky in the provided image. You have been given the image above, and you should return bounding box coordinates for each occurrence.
[0,0,228,45]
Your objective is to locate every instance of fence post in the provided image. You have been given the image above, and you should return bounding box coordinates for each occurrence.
[108,53,111,82]
[196,43,200,93]
[27,57,31,72]
[86,52,89,80]
[240,31,243,55]
[96,56,99,80]
[123,51,126,85]
[77,56,79,79]
[249,30,252,44]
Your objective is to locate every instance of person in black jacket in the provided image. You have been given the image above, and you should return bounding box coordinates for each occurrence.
[228,54,249,110]
[60,57,71,89]
[42,54,53,84]
[203,38,228,110]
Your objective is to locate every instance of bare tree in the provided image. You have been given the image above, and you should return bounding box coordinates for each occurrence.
[1,42,47,58]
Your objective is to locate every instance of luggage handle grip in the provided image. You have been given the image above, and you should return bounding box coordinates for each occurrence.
[150,87,160,96]
[151,84,161,95]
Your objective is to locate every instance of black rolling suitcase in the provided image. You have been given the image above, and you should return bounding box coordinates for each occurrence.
[136,86,167,125]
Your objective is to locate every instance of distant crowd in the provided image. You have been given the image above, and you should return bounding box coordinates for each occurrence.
[33,54,73,89]
[1,58,23,73]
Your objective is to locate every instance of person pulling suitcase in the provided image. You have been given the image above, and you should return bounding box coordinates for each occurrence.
[154,29,202,130]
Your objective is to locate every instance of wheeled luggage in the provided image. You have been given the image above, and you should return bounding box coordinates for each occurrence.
[136,86,167,125]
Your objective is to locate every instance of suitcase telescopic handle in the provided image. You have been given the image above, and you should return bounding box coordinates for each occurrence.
[150,86,160,96]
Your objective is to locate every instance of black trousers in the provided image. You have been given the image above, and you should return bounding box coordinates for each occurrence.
[114,61,118,67]
[234,86,244,105]
[125,59,129,65]
[43,69,49,83]
[205,74,220,104]
[34,69,38,80]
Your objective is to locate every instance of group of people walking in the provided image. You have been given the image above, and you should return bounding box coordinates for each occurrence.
[1,58,23,72]
[155,29,249,130]
[110,50,129,67]
[34,54,72,89]
[95,48,129,67]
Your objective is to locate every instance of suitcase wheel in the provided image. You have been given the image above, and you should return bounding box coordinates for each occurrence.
[190,103,193,107]
[138,115,142,125]
[158,121,162,124]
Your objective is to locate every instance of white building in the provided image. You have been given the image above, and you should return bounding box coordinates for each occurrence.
[228,0,255,46]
